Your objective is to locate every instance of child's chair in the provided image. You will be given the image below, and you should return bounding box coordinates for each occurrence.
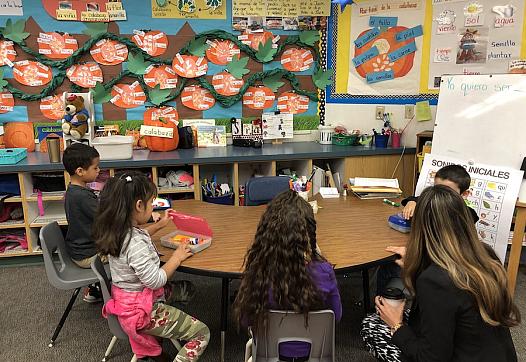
[91,256,182,362]
[244,309,335,362]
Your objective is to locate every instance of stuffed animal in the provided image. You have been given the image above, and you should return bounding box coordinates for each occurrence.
[61,94,90,140]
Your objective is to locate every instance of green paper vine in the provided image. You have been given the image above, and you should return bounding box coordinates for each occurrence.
[0,22,327,106]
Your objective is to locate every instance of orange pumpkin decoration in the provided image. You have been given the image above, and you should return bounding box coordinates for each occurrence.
[354,26,416,79]
[90,39,128,66]
[239,31,275,50]
[0,92,15,114]
[66,62,103,88]
[243,86,275,110]
[172,54,208,78]
[212,72,244,96]
[143,64,178,89]
[181,86,215,111]
[132,30,168,57]
[13,60,53,86]
[281,48,314,72]
[277,92,309,114]
[38,32,78,60]
[40,95,65,120]
[4,122,35,152]
[110,82,146,109]
[144,107,180,152]
[0,40,16,66]
[205,40,240,65]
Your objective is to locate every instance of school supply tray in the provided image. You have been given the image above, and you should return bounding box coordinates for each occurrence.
[160,211,213,253]
[332,134,358,146]
[0,148,27,165]
[202,192,235,205]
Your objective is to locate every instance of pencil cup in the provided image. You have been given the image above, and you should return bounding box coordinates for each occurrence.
[374,134,389,148]
[318,125,333,145]
[46,136,61,163]
[391,133,401,148]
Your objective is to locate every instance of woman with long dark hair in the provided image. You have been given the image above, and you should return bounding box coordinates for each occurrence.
[361,185,520,361]
[234,189,342,360]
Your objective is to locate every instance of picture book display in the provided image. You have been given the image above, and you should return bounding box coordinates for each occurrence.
[416,153,524,262]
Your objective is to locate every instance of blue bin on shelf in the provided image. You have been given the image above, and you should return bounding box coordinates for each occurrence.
[374,134,389,148]
[203,192,235,205]
[0,148,27,165]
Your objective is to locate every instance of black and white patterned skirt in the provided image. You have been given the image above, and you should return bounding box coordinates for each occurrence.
[360,313,406,362]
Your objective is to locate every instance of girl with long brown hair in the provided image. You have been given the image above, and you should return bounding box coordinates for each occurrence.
[234,189,342,360]
[361,185,520,362]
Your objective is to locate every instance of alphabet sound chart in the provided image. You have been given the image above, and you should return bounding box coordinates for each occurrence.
[416,154,524,262]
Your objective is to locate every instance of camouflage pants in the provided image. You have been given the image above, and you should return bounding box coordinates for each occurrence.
[143,302,210,361]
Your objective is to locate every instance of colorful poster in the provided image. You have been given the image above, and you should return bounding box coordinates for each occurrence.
[152,0,226,19]
[299,0,331,16]
[0,0,23,15]
[416,154,524,263]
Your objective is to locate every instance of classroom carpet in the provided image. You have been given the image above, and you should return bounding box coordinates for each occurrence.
[0,264,525,362]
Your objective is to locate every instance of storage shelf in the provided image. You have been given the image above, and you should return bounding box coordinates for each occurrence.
[0,220,26,229]
[158,187,194,194]
[26,191,65,201]
[0,250,30,258]
[0,196,23,203]
[30,202,67,227]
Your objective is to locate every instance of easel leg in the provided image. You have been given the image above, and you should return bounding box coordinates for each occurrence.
[507,207,526,296]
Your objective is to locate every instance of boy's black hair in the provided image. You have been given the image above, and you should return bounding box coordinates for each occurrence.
[62,143,99,175]
[435,165,471,194]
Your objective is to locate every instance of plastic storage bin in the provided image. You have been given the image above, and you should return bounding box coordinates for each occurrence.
[332,134,359,146]
[92,136,134,160]
[0,148,27,165]
[203,192,235,205]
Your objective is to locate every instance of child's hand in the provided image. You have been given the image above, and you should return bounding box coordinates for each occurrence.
[402,201,416,220]
[386,246,406,268]
[151,212,161,223]
[155,209,174,229]
[172,244,193,263]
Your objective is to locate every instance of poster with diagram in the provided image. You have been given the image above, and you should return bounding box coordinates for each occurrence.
[416,154,524,262]
[428,0,525,89]
[347,0,426,95]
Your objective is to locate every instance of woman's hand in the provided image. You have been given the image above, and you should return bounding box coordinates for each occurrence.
[375,296,405,329]
[386,246,406,268]
[402,201,416,220]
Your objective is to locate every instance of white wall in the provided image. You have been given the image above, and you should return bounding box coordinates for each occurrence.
[325,103,436,147]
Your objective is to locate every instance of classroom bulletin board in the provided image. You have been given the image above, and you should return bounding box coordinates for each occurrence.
[327,0,526,105]
[0,0,325,129]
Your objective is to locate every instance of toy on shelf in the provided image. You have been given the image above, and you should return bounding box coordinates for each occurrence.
[60,92,95,147]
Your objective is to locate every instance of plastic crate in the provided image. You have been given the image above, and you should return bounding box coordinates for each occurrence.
[203,192,235,205]
[0,148,27,165]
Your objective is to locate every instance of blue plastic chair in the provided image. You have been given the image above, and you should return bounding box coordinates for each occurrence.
[245,176,291,206]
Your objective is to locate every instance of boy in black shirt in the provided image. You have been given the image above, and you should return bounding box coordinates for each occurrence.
[63,143,103,302]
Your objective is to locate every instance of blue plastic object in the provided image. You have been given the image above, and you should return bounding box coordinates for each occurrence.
[388,213,411,233]
[0,148,27,165]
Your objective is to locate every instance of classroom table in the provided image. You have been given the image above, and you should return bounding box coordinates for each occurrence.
[507,201,526,295]
[154,197,408,362]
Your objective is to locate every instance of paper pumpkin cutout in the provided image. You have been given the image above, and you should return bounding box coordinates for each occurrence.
[205,40,240,65]
[181,86,215,110]
[37,32,78,60]
[144,106,179,124]
[132,30,168,57]
[212,71,244,96]
[239,31,276,50]
[281,48,314,72]
[144,64,178,89]
[13,60,52,86]
[243,86,275,109]
[40,95,65,120]
[66,62,104,88]
[172,54,208,78]
[90,39,128,66]
[277,92,309,114]
[0,40,16,66]
[354,26,415,79]
[110,82,146,108]
[0,92,14,114]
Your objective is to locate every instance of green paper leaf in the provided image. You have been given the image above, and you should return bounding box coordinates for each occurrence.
[483,201,491,209]
[82,22,108,38]
[312,68,333,89]
[187,37,208,57]
[2,18,30,43]
[299,30,320,46]
[262,74,285,92]
[91,82,112,104]
[255,39,277,63]
[226,56,250,79]
[0,79,8,91]
[149,84,172,106]
[127,52,151,75]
